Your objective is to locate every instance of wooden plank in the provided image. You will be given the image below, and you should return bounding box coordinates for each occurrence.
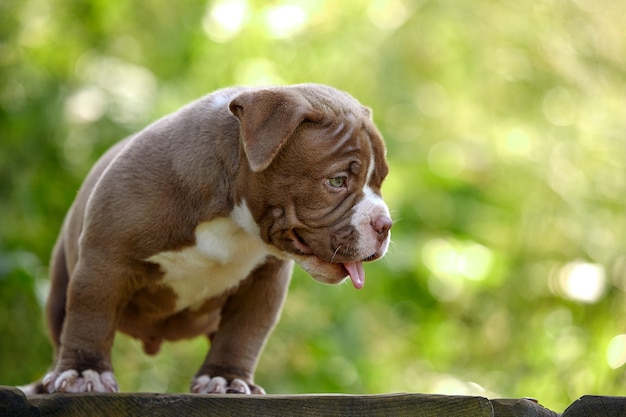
[2,387,494,417]
[0,386,39,417]
[562,395,626,417]
[6,385,626,416]
[490,398,561,417]
[14,385,618,417]
[27,392,493,417]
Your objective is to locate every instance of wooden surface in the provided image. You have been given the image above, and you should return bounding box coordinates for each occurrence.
[561,396,626,417]
[0,385,624,416]
[490,398,560,417]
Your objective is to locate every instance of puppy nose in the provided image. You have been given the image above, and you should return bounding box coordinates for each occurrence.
[371,215,392,242]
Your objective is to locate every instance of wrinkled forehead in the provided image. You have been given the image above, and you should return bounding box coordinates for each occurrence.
[292,115,387,185]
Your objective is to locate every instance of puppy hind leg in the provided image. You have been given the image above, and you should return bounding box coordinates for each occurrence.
[17,237,71,396]
[46,237,70,354]
[43,258,127,393]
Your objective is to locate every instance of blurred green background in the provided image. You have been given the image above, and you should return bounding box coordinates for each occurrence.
[2,0,626,411]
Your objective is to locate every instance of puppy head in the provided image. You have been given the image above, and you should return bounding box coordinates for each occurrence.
[230,84,391,289]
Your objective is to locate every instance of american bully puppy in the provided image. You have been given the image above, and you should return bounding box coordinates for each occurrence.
[21,84,392,395]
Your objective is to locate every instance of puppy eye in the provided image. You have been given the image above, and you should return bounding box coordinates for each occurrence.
[327,176,347,188]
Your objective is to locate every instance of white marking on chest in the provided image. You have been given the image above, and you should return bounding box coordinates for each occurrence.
[147,204,269,311]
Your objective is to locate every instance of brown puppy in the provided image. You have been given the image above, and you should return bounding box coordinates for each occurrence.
[21,84,392,395]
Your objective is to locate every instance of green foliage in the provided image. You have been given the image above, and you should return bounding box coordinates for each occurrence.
[2,0,626,411]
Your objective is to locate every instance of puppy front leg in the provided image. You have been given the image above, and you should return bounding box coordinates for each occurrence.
[192,257,293,394]
[43,260,125,393]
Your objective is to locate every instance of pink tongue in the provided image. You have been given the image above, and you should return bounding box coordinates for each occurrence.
[343,261,365,289]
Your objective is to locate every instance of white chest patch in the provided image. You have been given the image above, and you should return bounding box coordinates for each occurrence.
[147,205,269,311]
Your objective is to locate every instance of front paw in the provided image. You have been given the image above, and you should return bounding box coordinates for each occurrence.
[191,375,265,395]
[43,369,119,393]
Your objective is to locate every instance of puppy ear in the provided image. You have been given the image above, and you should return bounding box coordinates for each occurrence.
[229,89,322,172]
